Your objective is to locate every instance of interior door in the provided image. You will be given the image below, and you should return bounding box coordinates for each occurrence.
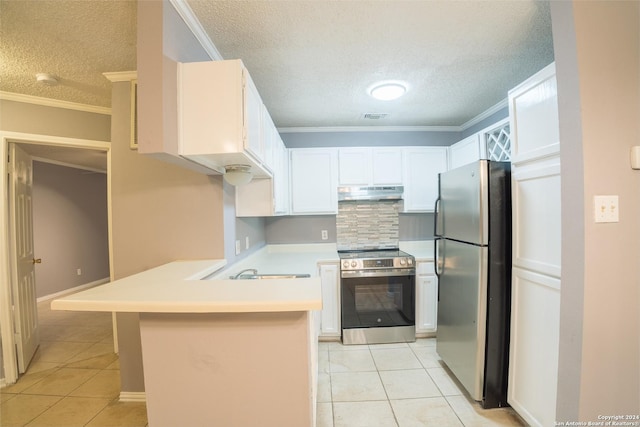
[9,143,40,373]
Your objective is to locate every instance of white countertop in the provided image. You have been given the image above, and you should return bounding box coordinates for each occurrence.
[51,257,321,314]
[51,241,433,314]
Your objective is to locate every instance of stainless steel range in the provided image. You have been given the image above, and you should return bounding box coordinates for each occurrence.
[338,249,416,345]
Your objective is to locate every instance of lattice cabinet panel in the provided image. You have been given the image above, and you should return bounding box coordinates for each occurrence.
[485,123,511,162]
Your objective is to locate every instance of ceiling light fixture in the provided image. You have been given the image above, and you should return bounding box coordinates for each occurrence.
[36,73,59,86]
[369,82,407,101]
[223,164,253,186]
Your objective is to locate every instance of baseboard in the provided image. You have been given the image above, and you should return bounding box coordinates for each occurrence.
[119,391,146,403]
[37,277,110,303]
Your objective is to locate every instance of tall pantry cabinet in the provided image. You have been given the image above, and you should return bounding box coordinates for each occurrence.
[507,63,561,427]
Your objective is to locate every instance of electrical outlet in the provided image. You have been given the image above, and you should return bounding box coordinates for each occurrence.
[245,236,250,249]
[321,230,328,240]
[76,268,82,276]
[235,240,241,255]
[594,195,619,223]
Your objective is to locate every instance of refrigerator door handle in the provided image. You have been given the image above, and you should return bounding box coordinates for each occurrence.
[434,238,441,301]
[433,196,442,238]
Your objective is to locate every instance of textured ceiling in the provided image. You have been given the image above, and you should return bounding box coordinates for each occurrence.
[0,0,553,129]
[0,0,137,108]
[187,0,554,128]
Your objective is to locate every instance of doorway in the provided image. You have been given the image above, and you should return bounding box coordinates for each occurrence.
[0,131,112,385]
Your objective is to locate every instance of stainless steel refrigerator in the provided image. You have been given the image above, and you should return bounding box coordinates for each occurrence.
[434,160,512,409]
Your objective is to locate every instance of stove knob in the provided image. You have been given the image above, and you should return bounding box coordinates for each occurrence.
[351,261,358,268]
[407,258,413,265]
[342,261,350,269]
[400,258,406,265]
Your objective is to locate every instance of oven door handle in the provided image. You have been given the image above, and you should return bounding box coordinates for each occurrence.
[341,269,415,279]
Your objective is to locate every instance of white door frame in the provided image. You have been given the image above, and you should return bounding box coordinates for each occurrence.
[0,131,112,385]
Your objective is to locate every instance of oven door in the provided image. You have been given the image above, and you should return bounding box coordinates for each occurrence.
[341,271,415,330]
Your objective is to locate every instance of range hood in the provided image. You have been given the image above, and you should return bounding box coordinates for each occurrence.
[338,185,404,201]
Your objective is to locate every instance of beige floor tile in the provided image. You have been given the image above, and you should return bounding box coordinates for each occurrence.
[317,372,332,403]
[379,369,442,399]
[85,401,148,427]
[25,396,111,427]
[1,392,17,404]
[105,359,120,370]
[316,402,333,427]
[69,370,120,399]
[0,366,61,394]
[65,352,118,370]
[318,346,331,374]
[330,372,387,402]
[33,341,94,364]
[333,401,398,427]
[22,368,100,396]
[391,397,463,427]
[446,395,525,426]
[329,349,377,372]
[371,347,422,371]
[427,367,464,396]
[0,394,61,427]
[409,337,436,348]
[412,346,443,369]
[64,343,115,365]
[368,342,411,350]
[325,341,367,352]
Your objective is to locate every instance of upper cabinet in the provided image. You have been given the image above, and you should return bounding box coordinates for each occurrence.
[448,119,511,170]
[290,148,338,215]
[402,147,448,212]
[177,59,271,177]
[338,147,403,186]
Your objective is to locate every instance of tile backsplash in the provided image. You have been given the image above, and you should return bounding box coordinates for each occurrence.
[336,200,400,251]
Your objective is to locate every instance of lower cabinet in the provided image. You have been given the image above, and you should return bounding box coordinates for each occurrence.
[318,262,340,338]
[415,261,438,335]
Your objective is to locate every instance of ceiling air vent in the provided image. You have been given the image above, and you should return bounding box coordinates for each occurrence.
[362,113,389,120]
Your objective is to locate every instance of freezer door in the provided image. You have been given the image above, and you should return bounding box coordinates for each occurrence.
[436,238,488,401]
[439,160,488,245]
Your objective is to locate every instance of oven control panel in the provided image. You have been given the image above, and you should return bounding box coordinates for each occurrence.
[341,257,414,271]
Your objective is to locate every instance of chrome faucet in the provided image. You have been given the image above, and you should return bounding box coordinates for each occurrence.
[232,268,258,279]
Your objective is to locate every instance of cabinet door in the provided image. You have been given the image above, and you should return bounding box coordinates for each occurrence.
[338,148,371,185]
[449,134,481,170]
[290,149,338,214]
[372,148,403,185]
[416,263,438,333]
[319,263,340,337]
[243,71,264,162]
[274,140,289,215]
[402,147,448,212]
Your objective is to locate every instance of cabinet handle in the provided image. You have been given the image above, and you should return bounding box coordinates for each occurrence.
[32,258,42,264]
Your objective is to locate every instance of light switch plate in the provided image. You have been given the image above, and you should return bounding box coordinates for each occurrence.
[594,195,619,223]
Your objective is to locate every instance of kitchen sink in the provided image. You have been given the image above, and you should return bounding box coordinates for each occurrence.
[230,273,311,280]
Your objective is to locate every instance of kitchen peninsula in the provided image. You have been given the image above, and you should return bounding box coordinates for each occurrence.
[51,256,324,427]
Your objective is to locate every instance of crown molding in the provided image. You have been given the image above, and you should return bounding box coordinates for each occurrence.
[0,91,111,115]
[103,71,137,82]
[169,0,224,60]
[459,98,508,131]
[277,125,461,133]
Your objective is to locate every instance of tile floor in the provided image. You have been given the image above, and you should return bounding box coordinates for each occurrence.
[316,340,526,427]
[0,301,147,427]
[2,301,524,427]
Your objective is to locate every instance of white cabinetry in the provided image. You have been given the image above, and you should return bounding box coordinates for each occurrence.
[448,119,512,170]
[177,59,270,177]
[415,261,437,334]
[402,147,448,212]
[235,138,289,217]
[318,262,340,338]
[507,63,560,427]
[290,148,338,215]
[449,134,483,170]
[338,148,403,186]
